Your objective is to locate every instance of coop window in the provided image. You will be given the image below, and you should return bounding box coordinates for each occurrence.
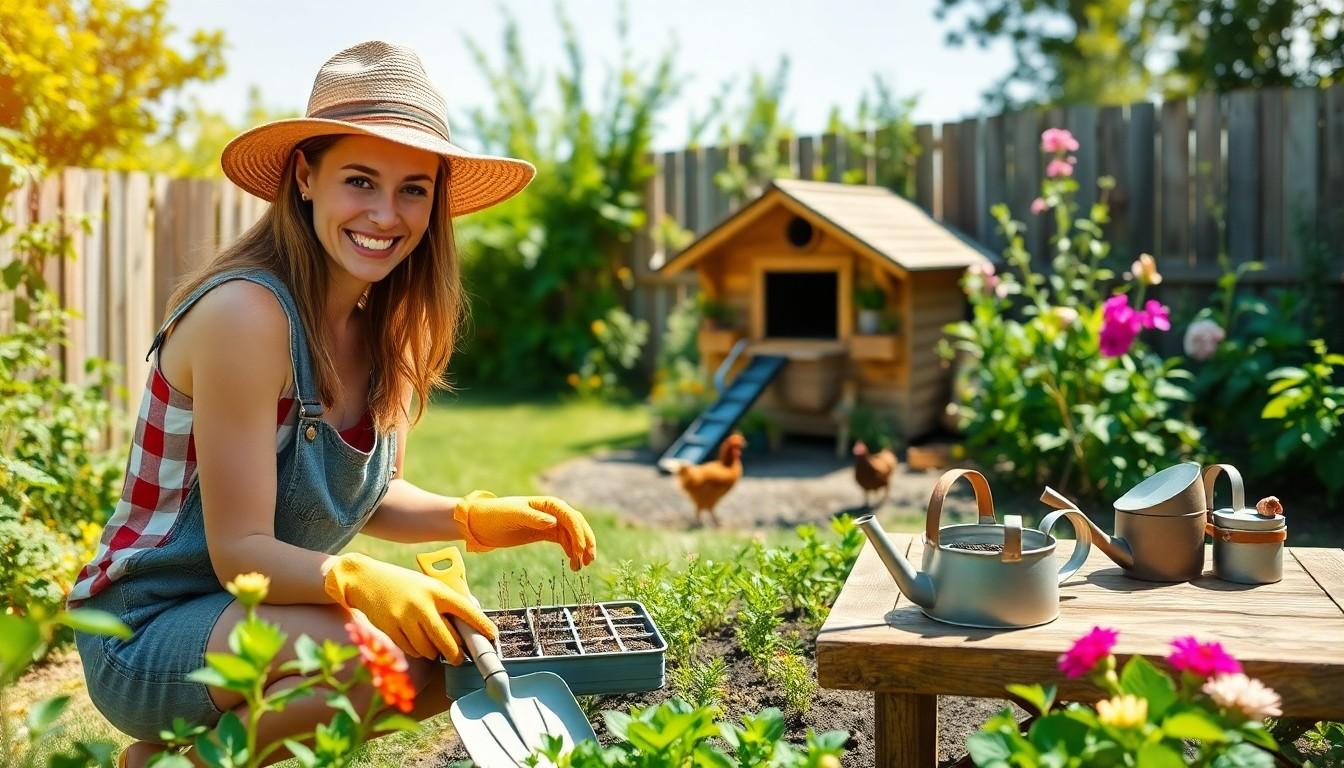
[764,271,838,338]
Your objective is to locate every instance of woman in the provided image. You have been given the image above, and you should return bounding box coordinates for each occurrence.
[68,40,596,767]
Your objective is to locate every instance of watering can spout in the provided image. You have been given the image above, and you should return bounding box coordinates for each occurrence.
[1040,487,1133,569]
[854,514,936,608]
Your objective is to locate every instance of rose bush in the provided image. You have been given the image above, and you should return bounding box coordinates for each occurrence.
[942,128,1201,497]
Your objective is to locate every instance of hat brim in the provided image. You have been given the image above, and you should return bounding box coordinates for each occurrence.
[220,118,535,215]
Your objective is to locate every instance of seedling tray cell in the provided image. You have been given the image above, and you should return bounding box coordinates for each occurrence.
[441,600,666,697]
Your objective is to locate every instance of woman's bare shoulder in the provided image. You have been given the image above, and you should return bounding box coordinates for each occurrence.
[162,279,293,398]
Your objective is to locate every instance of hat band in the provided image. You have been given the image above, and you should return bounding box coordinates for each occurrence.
[309,101,450,141]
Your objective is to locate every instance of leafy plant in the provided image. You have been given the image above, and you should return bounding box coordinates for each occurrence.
[848,404,900,453]
[853,282,886,310]
[567,308,649,401]
[1259,340,1344,500]
[941,128,1201,497]
[668,656,729,711]
[765,651,817,714]
[531,700,847,767]
[0,606,131,768]
[150,574,418,768]
[734,574,784,664]
[972,628,1289,767]
[696,295,738,330]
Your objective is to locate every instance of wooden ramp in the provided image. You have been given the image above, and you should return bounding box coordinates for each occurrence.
[656,354,788,472]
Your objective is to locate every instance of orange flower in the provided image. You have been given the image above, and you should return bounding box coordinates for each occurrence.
[345,620,416,714]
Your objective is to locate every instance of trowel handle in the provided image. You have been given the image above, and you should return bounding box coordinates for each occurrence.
[416,546,507,680]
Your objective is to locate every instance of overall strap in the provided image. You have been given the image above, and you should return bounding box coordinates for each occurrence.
[145,268,324,419]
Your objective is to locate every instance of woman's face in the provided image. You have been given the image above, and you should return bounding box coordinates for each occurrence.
[294,135,439,286]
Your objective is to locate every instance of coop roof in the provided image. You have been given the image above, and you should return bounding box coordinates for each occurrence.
[657,178,993,276]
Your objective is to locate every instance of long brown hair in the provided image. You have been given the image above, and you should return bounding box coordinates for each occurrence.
[166,135,463,431]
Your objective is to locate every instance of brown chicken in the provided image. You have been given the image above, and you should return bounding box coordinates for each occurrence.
[668,433,746,527]
[853,440,898,509]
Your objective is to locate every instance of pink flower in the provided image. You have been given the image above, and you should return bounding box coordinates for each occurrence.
[1030,197,1048,215]
[1168,636,1242,678]
[1040,128,1080,154]
[1050,305,1078,328]
[1058,626,1118,678]
[1203,673,1282,719]
[1140,300,1170,331]
[1100,295,1142,357]
[1183,319,1225,361]
[965,263,1001,298]
[1046,159,1075,178]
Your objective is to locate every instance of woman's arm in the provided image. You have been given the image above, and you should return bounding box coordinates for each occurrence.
[359,387,470,543]
[173,281,338,604]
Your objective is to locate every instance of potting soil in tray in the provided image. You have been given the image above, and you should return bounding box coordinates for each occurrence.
[441,600,666,697]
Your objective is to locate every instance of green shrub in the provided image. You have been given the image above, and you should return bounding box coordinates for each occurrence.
[734,574,783,663]
[0,511,73,624]
[1260,340,1344,500]
[667,656,728,711]
[766,651,817,714]
[566,307,649,401]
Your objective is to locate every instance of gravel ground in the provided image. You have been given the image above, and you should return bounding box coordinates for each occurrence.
[539,439,988,530]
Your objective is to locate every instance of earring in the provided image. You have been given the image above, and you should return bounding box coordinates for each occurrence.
[301,191,310,201]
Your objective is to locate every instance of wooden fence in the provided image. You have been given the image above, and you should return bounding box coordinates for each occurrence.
[630,84,1344,355]
[4,84,1342,424]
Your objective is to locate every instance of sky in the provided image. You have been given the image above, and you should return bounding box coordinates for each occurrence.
[165,0,1016,152]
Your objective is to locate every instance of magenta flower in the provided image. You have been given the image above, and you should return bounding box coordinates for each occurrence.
[1030,197,1048,215]
[1041,128,1080,154]
[1141,300,1170,331]
[1100,295,1142,357]
[1046,158,1075,178]
[1168,636,1242,678]
[1058,626,1119,678]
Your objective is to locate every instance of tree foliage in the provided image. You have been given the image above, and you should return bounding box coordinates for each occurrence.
[936,0,1343,107]
[0,0,226,175]
[451,4,678,387]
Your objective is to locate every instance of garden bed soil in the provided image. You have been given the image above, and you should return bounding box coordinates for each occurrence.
[428,619,1025,767]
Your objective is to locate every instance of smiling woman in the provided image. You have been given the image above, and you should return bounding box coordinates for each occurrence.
[65,40,598,768]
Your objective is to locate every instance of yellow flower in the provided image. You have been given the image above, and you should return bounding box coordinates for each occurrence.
[587,375,602,389]
[226,572,271,608]
[1096,694,1147,729]
[590,319,608,336]
[616,266,633,283]
[818,756,841,768]
[566,373,581,388]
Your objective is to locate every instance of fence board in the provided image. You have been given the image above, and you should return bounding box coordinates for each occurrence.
[105,172,128,409]
[1325,85,1344,242]
[983,114,1007,254]
[683,148,701,235]
[1227,90,1260,264]
[1160,97,1191,266]
[81,170,107,364]
[0,183,30,333]
[60,169,88,379]
[822,132,841,182]
[704,145,728,227]
[1065,105,1098,213]
[125,172,153,395]
[958,119,980,240]
[37,175,62,296]
[662,150,682,254]
[1194,92,1223,267]
[1127,102,1156,260]
[1260,88,1285,263]
[1283,88,1319,263]
[859,128,877,185]
[1009,110,1043,265]
[1098,106,1129,253]
[797,135,815,182]
[940,122,961,229]
[733,142,752,209]
[915,124,935,214]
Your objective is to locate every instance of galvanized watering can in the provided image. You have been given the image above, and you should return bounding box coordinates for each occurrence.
[1042,462,1208,582]
[855,468,1092,629]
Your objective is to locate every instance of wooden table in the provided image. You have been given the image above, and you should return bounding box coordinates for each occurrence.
[816,535,1344,767]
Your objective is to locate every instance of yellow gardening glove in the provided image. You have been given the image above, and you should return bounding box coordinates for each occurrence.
[322,552,497,664]
[453,491,597,571]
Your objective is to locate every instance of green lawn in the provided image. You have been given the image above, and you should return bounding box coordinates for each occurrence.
[14,392,797,766]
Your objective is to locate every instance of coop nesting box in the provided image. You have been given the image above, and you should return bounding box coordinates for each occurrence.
[658,179,993,439]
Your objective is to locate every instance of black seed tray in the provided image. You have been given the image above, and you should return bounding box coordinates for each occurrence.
[440,600,666,697]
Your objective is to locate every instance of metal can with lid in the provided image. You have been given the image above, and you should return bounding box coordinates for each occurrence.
[1203,464,1286,584]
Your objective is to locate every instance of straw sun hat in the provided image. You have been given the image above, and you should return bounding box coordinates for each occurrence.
[221,40,535,215]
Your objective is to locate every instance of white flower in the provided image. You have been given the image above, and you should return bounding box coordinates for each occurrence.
[1203,673,1282,720]
[1183,318,1226,361]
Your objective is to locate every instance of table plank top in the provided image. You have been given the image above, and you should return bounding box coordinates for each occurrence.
[816,534,1344,719]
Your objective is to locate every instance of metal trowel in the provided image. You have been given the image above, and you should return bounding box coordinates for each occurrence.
[416,547,597,767]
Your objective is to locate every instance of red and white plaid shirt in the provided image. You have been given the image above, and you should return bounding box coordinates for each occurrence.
[67,363,300,605]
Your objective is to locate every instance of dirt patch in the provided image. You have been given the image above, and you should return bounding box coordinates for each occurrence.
[427,619,1022,767]
[539,441,994,530]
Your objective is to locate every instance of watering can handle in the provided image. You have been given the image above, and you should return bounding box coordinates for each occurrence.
[1039,506,1093,584]
[416,546,506,680]
[925,468,997,547]
[1202,464,1245,513]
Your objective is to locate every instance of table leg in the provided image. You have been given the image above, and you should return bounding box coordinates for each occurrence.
[875,692,937,767]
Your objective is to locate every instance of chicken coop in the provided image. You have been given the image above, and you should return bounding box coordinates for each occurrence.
[656,179,993,451]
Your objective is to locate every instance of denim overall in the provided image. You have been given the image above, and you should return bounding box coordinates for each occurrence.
[74,268,396,741]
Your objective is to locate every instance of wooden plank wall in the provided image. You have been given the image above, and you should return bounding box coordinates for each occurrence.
[631,84,1344,362]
